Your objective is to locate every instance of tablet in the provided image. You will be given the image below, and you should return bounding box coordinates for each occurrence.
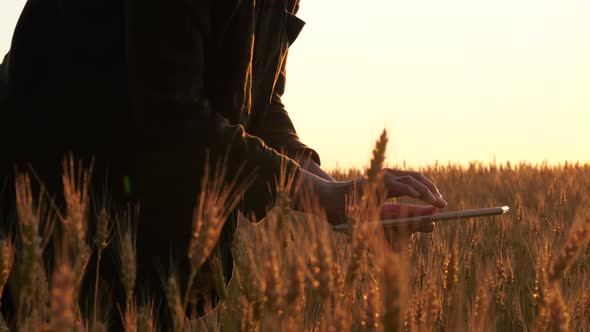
[333,206,510,232]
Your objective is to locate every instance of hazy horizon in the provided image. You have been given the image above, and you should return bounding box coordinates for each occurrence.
[2,0,589,170]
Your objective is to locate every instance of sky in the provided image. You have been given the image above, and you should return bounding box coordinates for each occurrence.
[1,0,589,170]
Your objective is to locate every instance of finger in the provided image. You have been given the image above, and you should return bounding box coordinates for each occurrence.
[384,170,447,208]
[385,179,421,200]
[407,221,435,233]
[380,203,439,219]
[396,221,434,235]
[383,173,420,199]
[411,173,447,208]
[395,176,439,206]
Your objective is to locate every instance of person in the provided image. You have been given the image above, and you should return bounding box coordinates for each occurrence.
[0,0,447,328]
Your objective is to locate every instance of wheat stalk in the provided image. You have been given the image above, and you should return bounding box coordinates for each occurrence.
[165,273,184,331]
[47,262,76,331]
[184,154,251,314]
[93,208,110,329]
[14,172,45,325]
[366,129,389,184]
[137,300,157,332]
[0,238,14,298]
[550,217,590,281]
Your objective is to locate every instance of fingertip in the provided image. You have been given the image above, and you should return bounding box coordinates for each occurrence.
[425,193,436,205]
[432,195,440,205]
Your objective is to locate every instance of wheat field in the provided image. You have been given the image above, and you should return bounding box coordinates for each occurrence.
[0,140,589,331]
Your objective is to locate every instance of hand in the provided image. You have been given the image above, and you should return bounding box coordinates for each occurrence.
[381,169,447,208]
[295,168,447,225]
[380,202,438,249]
[380,202,438,233]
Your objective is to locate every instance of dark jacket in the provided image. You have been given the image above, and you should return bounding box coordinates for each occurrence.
[0,0,319,215]
[0,0,320,323]
[0,54,6,101]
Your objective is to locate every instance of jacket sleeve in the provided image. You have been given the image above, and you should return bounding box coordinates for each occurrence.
[128,0,301,219]
[0,53,7,101]
[253,59,322,166]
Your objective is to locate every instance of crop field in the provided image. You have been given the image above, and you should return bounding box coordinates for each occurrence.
[214,160,590,332]
[0,143,589,331]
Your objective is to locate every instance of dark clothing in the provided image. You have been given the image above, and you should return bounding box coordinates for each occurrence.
[0,0,319,188]
[0,0,319,327]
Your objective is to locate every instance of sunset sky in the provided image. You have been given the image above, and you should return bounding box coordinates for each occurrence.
[1,0,589,170]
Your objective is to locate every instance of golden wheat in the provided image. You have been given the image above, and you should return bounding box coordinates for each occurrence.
[1,140,590,331]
